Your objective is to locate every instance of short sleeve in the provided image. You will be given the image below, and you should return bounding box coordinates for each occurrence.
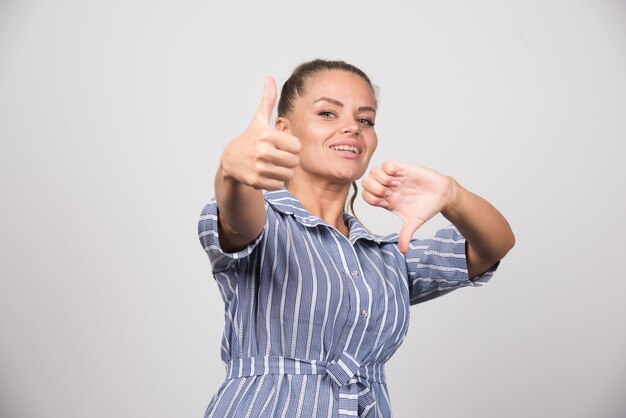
[406,225,498,305]
[197,199,265,274]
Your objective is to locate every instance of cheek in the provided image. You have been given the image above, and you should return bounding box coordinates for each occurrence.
[369,133,378,153]
[295,123,333,146]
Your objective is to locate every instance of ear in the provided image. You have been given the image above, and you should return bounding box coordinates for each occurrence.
[275,116,290,133]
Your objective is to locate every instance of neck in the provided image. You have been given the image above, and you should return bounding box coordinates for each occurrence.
[287,176,352,236]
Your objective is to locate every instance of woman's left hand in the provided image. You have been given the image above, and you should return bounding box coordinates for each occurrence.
[361,161,454,254]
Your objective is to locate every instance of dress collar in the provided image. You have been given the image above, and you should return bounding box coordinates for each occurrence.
[265,189,399,245]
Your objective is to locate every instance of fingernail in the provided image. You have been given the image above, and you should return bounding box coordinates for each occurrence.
[379,200,389,207]
[385,190,392,197]
[391,180,400,187]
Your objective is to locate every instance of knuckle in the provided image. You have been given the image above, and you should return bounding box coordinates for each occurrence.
[249,170,260,182]
[245,173,259,187]
[255,149,271,162]
[290,137,302,152]
[258,129,273,142]
[253,161,268,176]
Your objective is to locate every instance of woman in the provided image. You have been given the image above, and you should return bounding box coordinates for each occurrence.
[198,59,515,417]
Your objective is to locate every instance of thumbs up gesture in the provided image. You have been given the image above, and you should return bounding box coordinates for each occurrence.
[361,161,455,254]
[220,77,301,191]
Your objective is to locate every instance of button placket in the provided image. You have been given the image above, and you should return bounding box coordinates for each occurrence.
[334,235,372,357]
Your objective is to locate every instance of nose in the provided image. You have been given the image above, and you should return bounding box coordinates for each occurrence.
[341,122,361,136]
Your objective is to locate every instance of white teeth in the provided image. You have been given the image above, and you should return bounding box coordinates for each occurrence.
[330,145,361,154]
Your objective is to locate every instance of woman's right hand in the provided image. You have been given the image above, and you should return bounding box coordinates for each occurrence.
[219,77,301,190]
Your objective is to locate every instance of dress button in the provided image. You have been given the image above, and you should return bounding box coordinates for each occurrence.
[350,270,359,278]
[361,309,369,318]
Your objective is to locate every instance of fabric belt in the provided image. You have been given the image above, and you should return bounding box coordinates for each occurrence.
[225,353,386,418]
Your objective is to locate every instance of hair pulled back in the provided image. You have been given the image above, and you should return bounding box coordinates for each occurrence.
[277,59,377,117]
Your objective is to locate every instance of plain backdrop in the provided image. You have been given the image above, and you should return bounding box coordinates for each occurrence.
[1,0,625,417]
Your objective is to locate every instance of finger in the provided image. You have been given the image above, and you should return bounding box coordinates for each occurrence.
[272,149,300,168]
[362,176,392,199]
[398,218,425,254]
[381,160,406,177]
[252,177,288,191]
[262,130,301,154]
[256,76,277,124]
[258,127,300,152]
[254,161,296,182]
[368,167,401,188]
[262,181,286,191]
[259,148,300,169]
[361,188,389,208]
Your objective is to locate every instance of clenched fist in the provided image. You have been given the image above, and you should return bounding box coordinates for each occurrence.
[220,77,301,191]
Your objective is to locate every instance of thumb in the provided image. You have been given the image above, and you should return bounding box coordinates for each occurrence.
[397,218,424,254]
[256,76,277,124]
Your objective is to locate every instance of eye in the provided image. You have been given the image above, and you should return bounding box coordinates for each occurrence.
[319,111,336,119]
[358,118,375,127]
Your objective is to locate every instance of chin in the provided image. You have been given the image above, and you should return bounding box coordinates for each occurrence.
[332,170,365,184]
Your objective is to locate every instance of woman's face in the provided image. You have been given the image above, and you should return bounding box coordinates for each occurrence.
[278,70,378,185]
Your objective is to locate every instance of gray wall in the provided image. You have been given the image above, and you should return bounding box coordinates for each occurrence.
[1,0,625,417]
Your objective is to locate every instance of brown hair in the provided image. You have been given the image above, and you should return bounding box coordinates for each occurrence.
[278,59,377,117]
[278,59,377,222]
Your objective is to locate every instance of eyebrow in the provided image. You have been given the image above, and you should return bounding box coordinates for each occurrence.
[313,97,376,113]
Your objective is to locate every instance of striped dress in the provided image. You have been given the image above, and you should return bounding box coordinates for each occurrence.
[198,189,496,418]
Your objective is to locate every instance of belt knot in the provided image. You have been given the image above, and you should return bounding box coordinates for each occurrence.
[326,351,362,386]
[225,354,384,417]
[324,352,376,417]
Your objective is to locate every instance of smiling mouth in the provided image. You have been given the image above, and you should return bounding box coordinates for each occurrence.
[329,145,361,154]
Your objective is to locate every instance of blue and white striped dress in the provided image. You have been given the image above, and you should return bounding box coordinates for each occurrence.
[198,189,496,418]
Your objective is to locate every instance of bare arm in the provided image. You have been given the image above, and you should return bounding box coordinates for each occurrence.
[215,77,301,252]
[441,179,515,278]
[214,168,266,253]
